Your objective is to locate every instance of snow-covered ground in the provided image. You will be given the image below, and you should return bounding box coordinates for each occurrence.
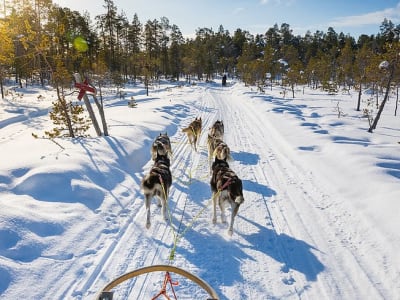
[0,79,399,299]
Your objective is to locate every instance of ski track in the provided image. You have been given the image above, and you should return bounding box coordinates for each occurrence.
[207,84,396,299]
[184,84,395,299]
[13,83,396,299]
[70,88,218,299]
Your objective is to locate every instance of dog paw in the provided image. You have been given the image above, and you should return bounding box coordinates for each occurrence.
[212,218,217,224]
[146,222,151,229]
[227,229,233,236]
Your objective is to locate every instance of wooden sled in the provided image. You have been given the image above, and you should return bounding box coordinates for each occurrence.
[97,264,219,300]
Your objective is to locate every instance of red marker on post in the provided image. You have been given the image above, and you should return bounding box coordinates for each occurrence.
[74,79,96,100]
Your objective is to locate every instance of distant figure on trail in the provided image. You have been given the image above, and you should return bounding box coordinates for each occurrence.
[222,74,227,87]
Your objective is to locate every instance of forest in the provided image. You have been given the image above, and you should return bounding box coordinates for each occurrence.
[1,0,400,112]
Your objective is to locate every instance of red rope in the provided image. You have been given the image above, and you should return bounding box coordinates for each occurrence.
[151,271,179,300]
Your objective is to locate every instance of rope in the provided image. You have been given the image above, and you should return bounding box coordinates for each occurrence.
[168,198,213,261]
[158,174,178,249]
[151,271,179,300]
[153,128,220,298]
[165,147,213,262]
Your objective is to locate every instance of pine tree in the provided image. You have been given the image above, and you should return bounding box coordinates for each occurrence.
[45,97,91,138]
[0,19,14,98]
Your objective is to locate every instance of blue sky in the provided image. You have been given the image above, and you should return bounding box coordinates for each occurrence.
[55,0,400,38]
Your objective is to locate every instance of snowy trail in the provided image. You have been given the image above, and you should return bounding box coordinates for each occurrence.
[2,82,399,300]
[73,88,219,299]
[202,85,313,298]
[203,84,399,299]
[78,83,399,299]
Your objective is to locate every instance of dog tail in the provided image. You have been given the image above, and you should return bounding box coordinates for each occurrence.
[230,177,244,204]
[234,195,244,204]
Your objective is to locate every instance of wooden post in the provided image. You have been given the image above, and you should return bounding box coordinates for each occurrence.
[73,73,102,136]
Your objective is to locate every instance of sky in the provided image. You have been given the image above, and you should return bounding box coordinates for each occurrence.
[53,0,400,38]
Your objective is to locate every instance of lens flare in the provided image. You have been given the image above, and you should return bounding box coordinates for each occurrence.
[73,36,88,52]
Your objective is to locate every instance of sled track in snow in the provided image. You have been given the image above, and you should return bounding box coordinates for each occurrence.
[66,88,218,298]
[61,83,398,299]
[202,84,395,299]
[203,86,309,298]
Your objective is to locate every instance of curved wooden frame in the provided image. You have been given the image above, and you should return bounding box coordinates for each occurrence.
[97,264,219,300]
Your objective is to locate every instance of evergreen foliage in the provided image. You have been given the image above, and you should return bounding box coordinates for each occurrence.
[45,97,91,138]
[1,0,400,133]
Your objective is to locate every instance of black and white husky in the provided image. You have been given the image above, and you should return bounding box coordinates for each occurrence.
[151,132,172,161]
[209,120,224,140]
[210,157,244,236]
[207,137,231,173]
[207,120,229,172]
[141,153,172,229]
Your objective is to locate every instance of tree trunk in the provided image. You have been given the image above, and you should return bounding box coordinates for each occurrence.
[368,65,394,133]
[92,85,109,136]
[356,82,362,111]
[291,83,295,98]
[395,86,399,116]
[56,87,74,138]
[1,79,4,99]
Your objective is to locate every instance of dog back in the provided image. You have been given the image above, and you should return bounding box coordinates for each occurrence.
[212,139,231,161]
[210,158,230,192]
[142,155,172,191]
[210,158,243,203]
[210,120,224,139]
[191,117,202,134]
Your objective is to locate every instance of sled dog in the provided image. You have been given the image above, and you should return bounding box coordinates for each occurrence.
[151,132,172,161]
[141,153,172,229]
[209,120,224,140]
[207,136,231,173]
[207,120,227,171]
[182,117,202,151]
[210,157,244,236]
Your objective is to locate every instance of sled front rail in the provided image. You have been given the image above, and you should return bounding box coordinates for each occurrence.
[97,264,219,300]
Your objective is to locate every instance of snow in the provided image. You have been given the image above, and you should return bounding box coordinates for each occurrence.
[0,79,399,299]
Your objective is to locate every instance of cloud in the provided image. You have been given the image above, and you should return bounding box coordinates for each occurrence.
[260,0,296,6]
[328,3,400,28]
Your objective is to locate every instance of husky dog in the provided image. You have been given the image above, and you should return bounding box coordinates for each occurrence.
[207,137,231,173]
[207,120,226,171]
[209,120,224,140]
[151,132,172,161]
[213,140,232,161]
[141,153,172,229]
[182,117,202,151]
[210,157,244,236]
